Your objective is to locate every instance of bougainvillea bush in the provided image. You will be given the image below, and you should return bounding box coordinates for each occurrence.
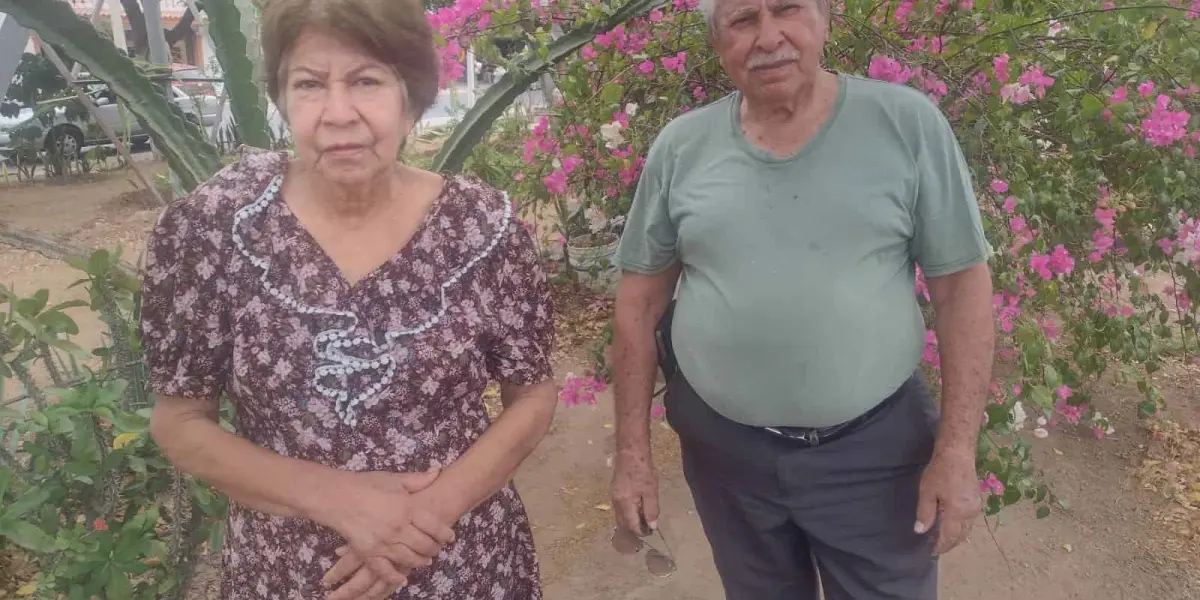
[430,0,1199,518]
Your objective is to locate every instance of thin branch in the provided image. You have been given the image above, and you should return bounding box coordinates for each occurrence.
[945,4,1196,62]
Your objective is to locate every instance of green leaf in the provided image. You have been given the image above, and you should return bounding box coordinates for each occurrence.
[204,0,273,150]
[432,0,670,173]
[600,83,625,105]
[105,568,134,600]
[37,311,79,335]
[16,289,49,316]
[87,250,111,276]
[1002,487,1023,506]
[45,300,89,313]
[1,486,52,521]
[1080,95,1104,119]
[985,404,1012,429]
[0,0,224,189]
[0,519,57,553]
[984,494,1002,516]
[1036,505,1051,519]
[1138,399,1159,418]
[1043,364,1060,387]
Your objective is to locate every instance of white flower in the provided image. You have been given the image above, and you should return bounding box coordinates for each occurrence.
[585,206,607,233]
[1033,427,1049,439]
[565,194,582,216]
[600,121,626,150]
[1036,416,1047,426]
[624,102,640,116]
[1011,401,1028,431]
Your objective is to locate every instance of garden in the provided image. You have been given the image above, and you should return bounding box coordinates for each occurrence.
[1,0,1199,598]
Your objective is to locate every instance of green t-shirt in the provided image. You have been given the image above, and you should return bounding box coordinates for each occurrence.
[614,72,990,428]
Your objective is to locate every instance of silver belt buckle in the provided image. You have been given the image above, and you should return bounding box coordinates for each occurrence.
[765,426,820,446]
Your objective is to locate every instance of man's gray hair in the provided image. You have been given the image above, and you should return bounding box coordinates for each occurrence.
[698,0,829,29]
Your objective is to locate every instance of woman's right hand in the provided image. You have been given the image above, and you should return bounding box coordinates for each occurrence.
[313,468,457,587]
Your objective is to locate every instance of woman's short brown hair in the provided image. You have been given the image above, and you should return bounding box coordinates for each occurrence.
[261,0,440,119]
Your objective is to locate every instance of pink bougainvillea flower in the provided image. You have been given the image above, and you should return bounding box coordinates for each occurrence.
[914,264,930,301]
[662,51,688,74]
[993,53,1011,83]
[990,179,1009,194]
[1055,400,1085,425]
[559,374,608,407]
[1002,196,1017,213]
[1048,244,1075,276]
[93,518,109,531]
[1109,85,1127,104]
[1029,253,1053,280]
[1000,83,1034,105]
[867,55,915,84]
[1138,80,1155,97]
[979,473,1005,495]
[637,60,655,74]
[561,155,584,175]
[543,170,568,196]
[1141,95,1191,147]
[922,329,940,369]
[1018,65,1056,98]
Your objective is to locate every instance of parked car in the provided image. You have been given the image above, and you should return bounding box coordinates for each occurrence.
[0,78,219,164]
[0,105,34,163]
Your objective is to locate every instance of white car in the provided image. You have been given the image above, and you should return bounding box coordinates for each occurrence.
[0,81,219,164]
[0,106,34,162]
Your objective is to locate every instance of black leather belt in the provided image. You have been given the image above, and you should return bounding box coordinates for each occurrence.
[762,378,911,447]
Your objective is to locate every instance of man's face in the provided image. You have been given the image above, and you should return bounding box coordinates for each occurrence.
[711,0,829,102]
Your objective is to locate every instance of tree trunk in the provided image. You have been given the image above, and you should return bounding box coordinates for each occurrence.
[0,221,138,275]
[118,0,195,60]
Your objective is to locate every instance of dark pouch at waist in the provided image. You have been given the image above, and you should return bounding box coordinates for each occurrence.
[655,300,678,385]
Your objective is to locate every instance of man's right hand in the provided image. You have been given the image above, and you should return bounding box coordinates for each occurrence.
[312,469,456,587]
[611,449,660,535]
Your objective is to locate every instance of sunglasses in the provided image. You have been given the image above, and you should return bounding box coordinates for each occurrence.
[610,525,678,577]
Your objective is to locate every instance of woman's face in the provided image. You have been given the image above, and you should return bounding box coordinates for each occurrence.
[282,29,411,186]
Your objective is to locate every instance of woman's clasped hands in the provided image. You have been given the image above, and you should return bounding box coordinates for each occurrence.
[315,468,459,599]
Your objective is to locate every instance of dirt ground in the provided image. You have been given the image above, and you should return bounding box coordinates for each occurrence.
[2,165,1199,600]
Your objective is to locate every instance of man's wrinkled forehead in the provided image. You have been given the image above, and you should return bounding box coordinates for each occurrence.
[717,0,824,21]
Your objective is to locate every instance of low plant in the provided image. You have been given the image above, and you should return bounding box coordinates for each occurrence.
[0,249,227,600]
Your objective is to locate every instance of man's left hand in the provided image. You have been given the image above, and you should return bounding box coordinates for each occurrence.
[913,450,981,555]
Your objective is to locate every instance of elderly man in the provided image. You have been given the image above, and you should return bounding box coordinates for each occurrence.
[608,0,995,598]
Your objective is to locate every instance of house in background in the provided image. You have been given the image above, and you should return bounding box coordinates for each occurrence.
[53,0,209,68]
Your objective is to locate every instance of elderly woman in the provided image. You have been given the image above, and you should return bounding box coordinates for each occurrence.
[140,0,557,598]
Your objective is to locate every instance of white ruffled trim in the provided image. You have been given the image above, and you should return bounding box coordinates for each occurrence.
[230,174,513,426]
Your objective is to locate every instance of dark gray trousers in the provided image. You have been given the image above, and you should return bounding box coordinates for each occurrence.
[664,372,940,600]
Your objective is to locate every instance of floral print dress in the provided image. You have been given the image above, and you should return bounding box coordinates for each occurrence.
[139,151,554,599]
